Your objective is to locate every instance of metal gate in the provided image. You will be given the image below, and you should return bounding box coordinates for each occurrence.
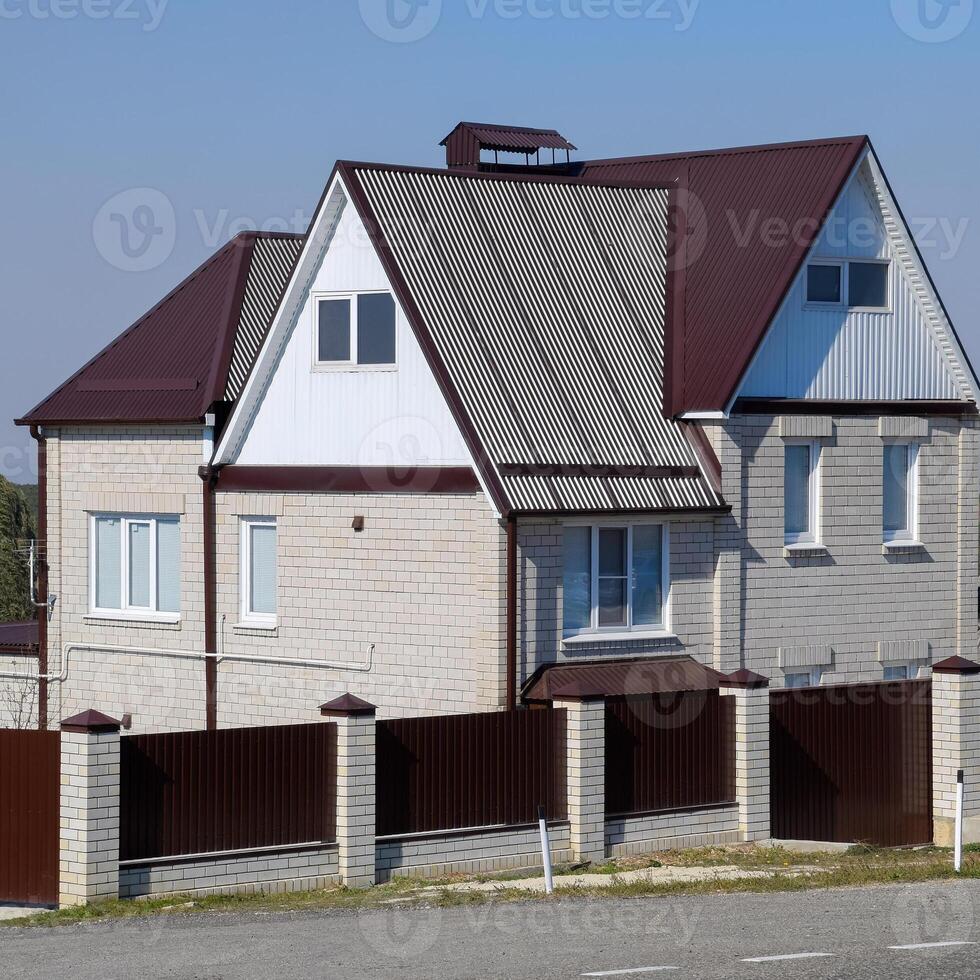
[0,730,60,905]
[770,680,932,847]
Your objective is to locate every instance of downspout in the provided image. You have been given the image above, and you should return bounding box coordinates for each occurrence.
[29,425,47,730]
[199,463,219,731]
[506,515,518,710]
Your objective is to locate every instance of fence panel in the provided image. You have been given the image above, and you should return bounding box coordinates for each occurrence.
[605,692,735,817]
[376,708,567,837]
[0,729,60,905]
[120,722,337,862]
[770,680,933,846]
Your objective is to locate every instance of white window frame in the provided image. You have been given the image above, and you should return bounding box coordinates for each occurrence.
[882,441,920,545]
[240,517,278,628]
[883,663,912,682]
[804,258,891,312]
[784,439,822,548]
[562,521,671,641]
[88,514,180,622]
[784,668,822,689]
[312,289,397,371]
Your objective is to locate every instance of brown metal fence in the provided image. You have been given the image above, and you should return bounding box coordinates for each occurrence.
[120,722,337,862]
[770,680,933,846]
[376,708,567,837]
[0,729,60,905]
[605,692,736,817]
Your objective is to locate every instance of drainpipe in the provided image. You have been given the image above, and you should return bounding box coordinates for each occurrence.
[506,515,518,710]
[199,464,219,731]
[29,425,48,730]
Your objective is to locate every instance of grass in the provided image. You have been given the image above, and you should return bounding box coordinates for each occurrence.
[4,845,977,929]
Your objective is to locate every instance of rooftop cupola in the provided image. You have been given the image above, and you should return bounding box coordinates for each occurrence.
[440,122,577,171]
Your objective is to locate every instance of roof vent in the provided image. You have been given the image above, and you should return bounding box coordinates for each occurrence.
[440,122,577,171]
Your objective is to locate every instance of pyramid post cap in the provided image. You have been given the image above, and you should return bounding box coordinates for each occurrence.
[933,656,980,676]
[61,709,122,733]
[719,668,770,689]
[320,693,377,717]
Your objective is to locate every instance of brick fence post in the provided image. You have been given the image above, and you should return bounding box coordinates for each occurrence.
[932,657,980,846]
[555,696,606,864]
[59,710,121,907]
[321,694,377,888]
[720,670,771,843]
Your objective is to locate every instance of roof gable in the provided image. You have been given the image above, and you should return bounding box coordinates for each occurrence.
[579,136,869,414]
[18,232,303,427]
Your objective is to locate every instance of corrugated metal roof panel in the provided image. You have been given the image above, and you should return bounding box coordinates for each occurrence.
[441,122,577,152]
[19,232,302,426]
[0,620,38,652]
[522,655,723,701]
[579,137,868,413]
[353,165,723,513]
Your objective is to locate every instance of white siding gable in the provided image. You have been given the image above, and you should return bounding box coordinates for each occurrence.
[231,189,471,468]
[737,157,973,403]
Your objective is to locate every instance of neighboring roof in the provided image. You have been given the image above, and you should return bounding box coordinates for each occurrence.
[579,136,869,414]
[0,620,39,654]
[522,656,724,702]
[18,232,303,427]
[350,163,724,513]
[440,122,577,153]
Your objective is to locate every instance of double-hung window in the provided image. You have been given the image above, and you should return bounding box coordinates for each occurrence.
[784,441,821,546]
[562,524,668,637]
[883,442,918,544]
[91,515,181,618]
[315,291,396,367]
[241,518,278,626]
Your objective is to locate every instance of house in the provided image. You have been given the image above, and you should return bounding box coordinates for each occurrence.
[13,123,979,745]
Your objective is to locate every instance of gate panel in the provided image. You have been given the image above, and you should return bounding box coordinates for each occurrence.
[0,730,60,905]
[770,680,932,846]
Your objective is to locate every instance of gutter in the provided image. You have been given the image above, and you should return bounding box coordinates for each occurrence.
[199,464,219,730]
[29,425,48,730]
[506,515,518,710]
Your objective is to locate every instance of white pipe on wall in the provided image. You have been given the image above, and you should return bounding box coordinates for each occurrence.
[0,638,375,684]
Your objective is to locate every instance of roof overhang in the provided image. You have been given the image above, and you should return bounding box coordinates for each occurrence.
[522,655,724,703]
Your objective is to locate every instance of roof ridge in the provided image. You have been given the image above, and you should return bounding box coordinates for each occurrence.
[17,235,253,426]
[581,134,869,168]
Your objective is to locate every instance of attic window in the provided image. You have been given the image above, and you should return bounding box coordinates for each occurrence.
[805,259,889,310]
[806,263,842,304]
[315,292,396,368]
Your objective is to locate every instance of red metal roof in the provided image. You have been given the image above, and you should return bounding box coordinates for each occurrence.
[0,620,38,653]
[18,231,304,427]
[521,656,723,702]
[579,136,869,414]
[441,122,577,153]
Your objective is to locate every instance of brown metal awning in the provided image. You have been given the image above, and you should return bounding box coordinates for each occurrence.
[522,656,724,703]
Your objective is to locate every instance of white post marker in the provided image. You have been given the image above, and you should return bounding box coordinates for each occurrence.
[538,805,554,895]
[955,769,964,874]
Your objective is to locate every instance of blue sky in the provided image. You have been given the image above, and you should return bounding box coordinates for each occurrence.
[1,0,977,480]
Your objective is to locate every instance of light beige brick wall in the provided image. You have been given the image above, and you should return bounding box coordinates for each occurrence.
[214,490,506,726]
[605,805,740,856]
[0,656,39,729]
[336,714,376,887]
[42,426,208,731]
[59,729,120,907]
[558,697,606,863]
[721,687,770,841]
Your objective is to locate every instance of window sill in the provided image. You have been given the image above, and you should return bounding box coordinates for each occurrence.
[882,540,925,554]
[783,543,828,557]
[562,630,678,647]
[311,363,397,374]
[233,620,278,634]
[84,612,181,628]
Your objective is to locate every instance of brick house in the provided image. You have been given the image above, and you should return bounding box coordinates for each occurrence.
[12,122,979,756]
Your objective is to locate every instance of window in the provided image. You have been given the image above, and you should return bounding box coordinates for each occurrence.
[848,261,889,309]
[91,515,180,618]
[785,669,820,689]
[784,442,820,546]
[241,518,277,625]
[562,524,668,637]
[884,664,911,682]
[806,263,842,304]
[806,260,889,310]
[315,292,396,367]
[883,442,918,543]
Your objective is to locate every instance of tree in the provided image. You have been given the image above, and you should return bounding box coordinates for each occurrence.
[0,475,36,622]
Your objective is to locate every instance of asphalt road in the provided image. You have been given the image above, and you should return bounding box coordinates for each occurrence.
[3,881,980,979]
